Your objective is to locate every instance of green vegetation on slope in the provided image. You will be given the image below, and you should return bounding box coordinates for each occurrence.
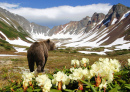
[0,39,15,51]
[0,21,29,41]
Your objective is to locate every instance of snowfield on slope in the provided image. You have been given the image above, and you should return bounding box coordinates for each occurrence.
[0,31,31,47]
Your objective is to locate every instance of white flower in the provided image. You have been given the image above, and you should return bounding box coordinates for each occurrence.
[23,79,29,87]
[99,78,107,89]
[22,72,35,81]
[99,58,104,62]
[71,59,80,67]
[70,67,75,72]
[36,74,48,86]
[91,61,102,76]
[80,58,89,65]
[42,79,52,92]
[52,71,70,89]
[128,59,130,66]
[90,58,120,83]
[69,68,84,80]
[22,72,35,87]
[82,68,94,81]
[107,72,114,83]
[36,74,52,92]
[110,59,121,72]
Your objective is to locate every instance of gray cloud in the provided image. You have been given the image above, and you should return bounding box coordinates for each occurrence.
[0,2,112,28]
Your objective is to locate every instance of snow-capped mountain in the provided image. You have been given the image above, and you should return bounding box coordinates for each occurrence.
[46,4,130,49]
[0,3,130,52]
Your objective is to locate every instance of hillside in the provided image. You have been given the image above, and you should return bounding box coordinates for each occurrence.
[0,3,129,53]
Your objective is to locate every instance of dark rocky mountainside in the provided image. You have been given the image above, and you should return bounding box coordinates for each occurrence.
[102,3,130,26]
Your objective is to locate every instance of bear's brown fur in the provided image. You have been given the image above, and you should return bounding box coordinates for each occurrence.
[27,39,55,72]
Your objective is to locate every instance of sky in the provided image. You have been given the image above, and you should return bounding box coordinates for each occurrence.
[0,0,130,28]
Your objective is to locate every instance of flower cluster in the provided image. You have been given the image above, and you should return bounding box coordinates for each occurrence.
[71,58,89,68]
[70,58,121,90]
[91,58,121,83]
[22,72,35,90]
[21,58,130,92]
[69,68,84,81]
[80,58,89,67]
[36,74,52,92]
[71,59,80,68]
[52,71,70,90]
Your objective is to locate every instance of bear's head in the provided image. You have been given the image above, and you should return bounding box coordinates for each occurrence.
[44,39,56,50]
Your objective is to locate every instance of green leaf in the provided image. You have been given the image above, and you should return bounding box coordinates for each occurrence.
[80,80,97,92]
[47,73,54,80]
[26,86,33,92]
[34,89,42,92]
[16,88,23,92]
[125,84,130,89]
[117,79,126,84]
[50,89,62,92]
[64,89,74,92]
[121,70,129,75]
[108,83,113,89]
[55,68,61,72]
[109,84,121,92]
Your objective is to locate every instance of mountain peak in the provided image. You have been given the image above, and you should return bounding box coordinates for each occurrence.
[102,3,130,26]
[91,12,105,23]
[112,3,129,14]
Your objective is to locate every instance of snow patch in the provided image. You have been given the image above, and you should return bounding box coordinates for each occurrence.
[103,36,129,47]
[14,47,27,53]
[0,31,31,46]
[0,17,11,26]
[0,54,21,56]
[26,37,35,42]
[111,18,117,25]
[78,51,106,55]
[115,42,130,49]
[119,10,130,22]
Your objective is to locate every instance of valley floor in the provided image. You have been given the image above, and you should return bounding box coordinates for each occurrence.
[0,50,130,88]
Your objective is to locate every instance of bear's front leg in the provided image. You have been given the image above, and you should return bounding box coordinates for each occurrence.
[41,60,45,72]
[37,65,42,73]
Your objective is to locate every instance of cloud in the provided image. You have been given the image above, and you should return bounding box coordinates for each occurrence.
[0,2,112,28]
[0,2,19,9]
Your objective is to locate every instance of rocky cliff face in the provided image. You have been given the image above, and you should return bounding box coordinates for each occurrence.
[48,16,91,36]
[91,13,105,23]
[102,3,130,26]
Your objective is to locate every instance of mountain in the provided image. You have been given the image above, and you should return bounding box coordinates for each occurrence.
[46,4,130,49]
[0,3,130,53]
[0,7,50,40]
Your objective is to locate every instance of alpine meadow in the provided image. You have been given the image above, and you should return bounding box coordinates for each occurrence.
[0,3,130,92]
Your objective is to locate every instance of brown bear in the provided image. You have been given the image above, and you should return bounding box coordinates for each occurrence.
[27,39,55,72]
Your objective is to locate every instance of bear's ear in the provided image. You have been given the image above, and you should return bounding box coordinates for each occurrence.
[47,39,50,43]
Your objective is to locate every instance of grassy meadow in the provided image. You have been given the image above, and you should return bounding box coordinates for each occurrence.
[0,47,130,88]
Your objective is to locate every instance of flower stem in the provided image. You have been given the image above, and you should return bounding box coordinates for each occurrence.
[58,81,62,90]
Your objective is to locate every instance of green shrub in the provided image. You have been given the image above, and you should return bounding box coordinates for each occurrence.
[106,49,130,56]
